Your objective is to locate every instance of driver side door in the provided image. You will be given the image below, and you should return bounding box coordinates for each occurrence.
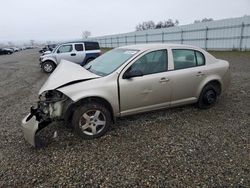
[56,44,74,63]
[119,49,172,116]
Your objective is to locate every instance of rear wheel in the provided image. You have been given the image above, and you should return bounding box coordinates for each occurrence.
[198,84,218,109]
[42,61,56,73]
[72,102,111,139]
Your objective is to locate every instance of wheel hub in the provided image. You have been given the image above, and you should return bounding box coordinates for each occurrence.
[44,64,52,72]
[79,110,106,136]
[204,90,216,104]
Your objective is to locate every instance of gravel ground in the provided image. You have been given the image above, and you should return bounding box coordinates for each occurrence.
[0,49,249,187]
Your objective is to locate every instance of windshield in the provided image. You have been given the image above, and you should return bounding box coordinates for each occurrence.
[52,44,60,53]
[84,48,139,76]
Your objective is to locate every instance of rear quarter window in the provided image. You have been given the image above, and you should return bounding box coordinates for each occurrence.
[85,42,100,51]
[195,51,205,66]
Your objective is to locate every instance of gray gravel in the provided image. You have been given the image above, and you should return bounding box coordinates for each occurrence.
[0,50,249,187]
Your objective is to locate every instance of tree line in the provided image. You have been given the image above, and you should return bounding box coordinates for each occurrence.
[135,18,214,31]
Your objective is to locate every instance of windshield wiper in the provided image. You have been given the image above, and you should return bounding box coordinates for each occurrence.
[86,65,92,70]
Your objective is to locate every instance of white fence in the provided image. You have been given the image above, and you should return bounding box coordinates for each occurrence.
[91,16,250,51]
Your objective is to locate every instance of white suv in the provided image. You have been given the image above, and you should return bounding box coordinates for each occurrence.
[39,41,101,73]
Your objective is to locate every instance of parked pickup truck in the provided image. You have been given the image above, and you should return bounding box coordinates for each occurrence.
[22,43,230,147]
[39,41,101,73]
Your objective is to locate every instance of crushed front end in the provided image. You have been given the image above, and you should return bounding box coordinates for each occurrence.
[21,90,72,147]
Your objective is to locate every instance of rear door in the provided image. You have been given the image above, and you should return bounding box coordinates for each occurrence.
[167,49,207,105]
[71,43,86,64]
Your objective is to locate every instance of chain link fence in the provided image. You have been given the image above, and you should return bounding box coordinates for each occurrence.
[91,16,250,51]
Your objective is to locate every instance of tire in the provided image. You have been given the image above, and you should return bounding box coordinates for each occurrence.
[72,102,111,139]
[85,58,94,65]
[197,84,218,109]
[42,61,56,73]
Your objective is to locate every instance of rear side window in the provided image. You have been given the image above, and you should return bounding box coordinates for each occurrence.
[75,44,83,51]
[172,49,205,70]
[85,42,100,51]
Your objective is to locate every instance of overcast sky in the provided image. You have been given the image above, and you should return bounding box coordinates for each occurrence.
[0,0,249,44]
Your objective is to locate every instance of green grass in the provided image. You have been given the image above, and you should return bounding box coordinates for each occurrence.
[101,48,112,53]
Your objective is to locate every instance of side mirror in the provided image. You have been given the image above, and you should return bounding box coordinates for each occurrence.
[123,70,143,79]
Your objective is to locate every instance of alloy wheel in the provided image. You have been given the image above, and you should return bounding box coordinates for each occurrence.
[79,110,106,135]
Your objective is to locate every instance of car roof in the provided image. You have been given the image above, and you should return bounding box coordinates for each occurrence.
[118,43,201,51]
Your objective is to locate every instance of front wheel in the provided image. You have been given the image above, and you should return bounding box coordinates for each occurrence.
[197,84,218,109]
[42,61,56,73]
[72,102,111,139]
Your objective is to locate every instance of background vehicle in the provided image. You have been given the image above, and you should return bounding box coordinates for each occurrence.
[10,47,20,52]
[22,44,230,147]
[39,44,58,54]
[0,48,14,55]
[39,41,101,73]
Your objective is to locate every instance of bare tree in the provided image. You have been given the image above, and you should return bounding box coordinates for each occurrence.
[136,19,179,31]
[136,21,156,31]
[156,21,164,29]
[82,31,91,39]
[194,18,214,23]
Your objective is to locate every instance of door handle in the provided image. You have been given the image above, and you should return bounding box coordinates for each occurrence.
[196,71,205,76]
[159,77,170,83]
[70,53,76,56]
[142,89,153,94]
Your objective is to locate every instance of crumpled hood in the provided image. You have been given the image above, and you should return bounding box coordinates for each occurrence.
[39,60,100,94]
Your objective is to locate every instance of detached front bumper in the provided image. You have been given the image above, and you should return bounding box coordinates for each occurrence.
[21,114,39,147]
[21,111,51,147]
[21,91,71,147]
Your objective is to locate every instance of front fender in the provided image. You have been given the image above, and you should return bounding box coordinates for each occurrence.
[57,78,120,116]
[41,57,57,65]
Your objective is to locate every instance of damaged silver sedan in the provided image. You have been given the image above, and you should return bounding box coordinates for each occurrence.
[22,44,230,147]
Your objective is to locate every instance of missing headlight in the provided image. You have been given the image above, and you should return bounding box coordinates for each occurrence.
[39,90,67,103]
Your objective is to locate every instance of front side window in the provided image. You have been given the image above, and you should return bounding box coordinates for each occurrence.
[85,48,138,76]
[75,44,84,51]
[57,45,72,53]
[129,50,168,75]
